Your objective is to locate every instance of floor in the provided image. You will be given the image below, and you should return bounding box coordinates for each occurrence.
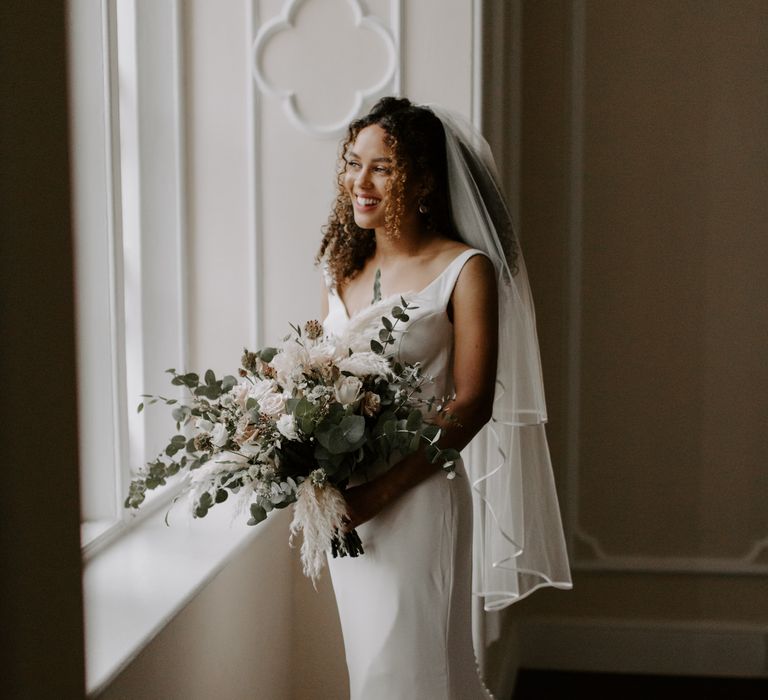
[512,670,768,699]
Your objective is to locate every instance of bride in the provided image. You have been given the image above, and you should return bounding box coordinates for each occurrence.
[317,97,571,699]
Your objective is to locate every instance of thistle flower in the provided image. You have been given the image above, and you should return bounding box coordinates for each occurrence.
[309,468,328,486]
[241,349,260,374]
[304,319,323,340]
[194,433,213,452]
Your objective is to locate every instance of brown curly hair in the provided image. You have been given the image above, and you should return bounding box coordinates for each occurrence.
[316,97,460,289]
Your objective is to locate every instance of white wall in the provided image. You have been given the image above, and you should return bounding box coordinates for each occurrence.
[97,1,488,698]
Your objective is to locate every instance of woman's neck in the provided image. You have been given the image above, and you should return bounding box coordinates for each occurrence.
[372,218,439,262]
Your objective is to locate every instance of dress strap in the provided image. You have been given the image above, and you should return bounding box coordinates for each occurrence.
[436,248,490,308]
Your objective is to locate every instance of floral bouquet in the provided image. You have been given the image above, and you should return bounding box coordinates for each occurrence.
[125,298,460,582]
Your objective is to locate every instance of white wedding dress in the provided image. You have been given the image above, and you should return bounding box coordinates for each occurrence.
[324,248,494,700]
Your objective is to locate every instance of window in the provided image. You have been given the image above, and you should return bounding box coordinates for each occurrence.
[70,0,188,553]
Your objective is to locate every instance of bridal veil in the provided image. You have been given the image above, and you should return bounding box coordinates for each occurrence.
[429,105,573,610]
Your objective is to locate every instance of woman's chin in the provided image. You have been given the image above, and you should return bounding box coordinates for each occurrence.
[353,215,379,231]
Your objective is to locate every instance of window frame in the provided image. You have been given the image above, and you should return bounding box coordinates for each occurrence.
[71,0,190,556]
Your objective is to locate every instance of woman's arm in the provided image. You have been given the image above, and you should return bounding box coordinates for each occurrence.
[342,253,499,528]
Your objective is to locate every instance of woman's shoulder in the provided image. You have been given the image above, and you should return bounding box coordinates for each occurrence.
[429,238,476,264]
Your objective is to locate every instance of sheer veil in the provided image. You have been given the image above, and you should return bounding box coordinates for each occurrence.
[429,105,573,610]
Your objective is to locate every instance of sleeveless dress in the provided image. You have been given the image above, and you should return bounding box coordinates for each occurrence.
[324,249,494,700]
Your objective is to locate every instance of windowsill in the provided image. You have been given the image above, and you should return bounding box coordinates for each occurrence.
[81,519,118,548]
[82,497,267,697]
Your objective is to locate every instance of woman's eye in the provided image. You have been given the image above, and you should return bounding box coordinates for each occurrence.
[346,160,361,169]
[374,166,391,174]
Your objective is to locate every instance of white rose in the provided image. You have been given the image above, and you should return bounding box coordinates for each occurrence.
[334,375,363,406]
[276,414,300,441]
[337,352,391,379]
[211,422,229,447]
[250,378,277,402]
[195,418,213,433]
[259,392,286,416]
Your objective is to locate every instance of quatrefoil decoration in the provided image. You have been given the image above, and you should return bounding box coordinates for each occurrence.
[252,0,398,138]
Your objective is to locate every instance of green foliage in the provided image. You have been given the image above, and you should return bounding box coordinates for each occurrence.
[370,299,419,355]
[259,347,278,363]
[194,491,213,518]
[371,267,382,303]
[247,503,267,526]
[316,414,367,455]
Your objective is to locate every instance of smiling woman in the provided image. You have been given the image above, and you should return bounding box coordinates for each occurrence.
[316,97,571,700]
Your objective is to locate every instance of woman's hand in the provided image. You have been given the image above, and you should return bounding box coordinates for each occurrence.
[341,480,389,530]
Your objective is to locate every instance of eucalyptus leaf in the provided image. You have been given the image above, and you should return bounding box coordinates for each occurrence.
[248,503,267,525]
[182,372,199,386]
[406,409,423,431]
[440,448,461,462]
[340,414,365,444]
[222,375,237,391]
[259,347,278,363]
[372,267,382,303]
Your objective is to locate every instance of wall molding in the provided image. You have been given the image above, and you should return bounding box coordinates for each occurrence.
[518,618,768,678]
[564,0,768,577]
[251,0,401,138]
[246,0,263,349]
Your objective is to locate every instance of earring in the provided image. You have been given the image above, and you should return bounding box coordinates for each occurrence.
[418,199,429,214]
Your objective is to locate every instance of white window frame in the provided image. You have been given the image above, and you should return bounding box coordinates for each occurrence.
[71,0,189,556]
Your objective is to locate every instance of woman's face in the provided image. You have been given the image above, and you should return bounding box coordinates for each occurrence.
[343,124,395,231]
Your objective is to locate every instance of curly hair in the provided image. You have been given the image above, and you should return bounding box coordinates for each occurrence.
[316,97,460,289]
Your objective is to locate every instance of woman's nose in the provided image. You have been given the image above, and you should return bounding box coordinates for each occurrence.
[355,167,373,188]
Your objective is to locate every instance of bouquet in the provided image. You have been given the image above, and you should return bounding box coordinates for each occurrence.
[125,297,460,582]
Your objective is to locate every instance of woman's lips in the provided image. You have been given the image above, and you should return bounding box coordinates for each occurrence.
[354,195,381,211]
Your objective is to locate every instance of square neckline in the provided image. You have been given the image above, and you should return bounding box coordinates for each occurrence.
[337,248,481,320]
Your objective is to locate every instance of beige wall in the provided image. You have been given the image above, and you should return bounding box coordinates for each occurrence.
[98,513,294,700]
[492,0,768,675]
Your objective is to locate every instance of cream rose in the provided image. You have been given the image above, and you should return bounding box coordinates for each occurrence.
[334,375,363,406]
[259,392,286,416]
